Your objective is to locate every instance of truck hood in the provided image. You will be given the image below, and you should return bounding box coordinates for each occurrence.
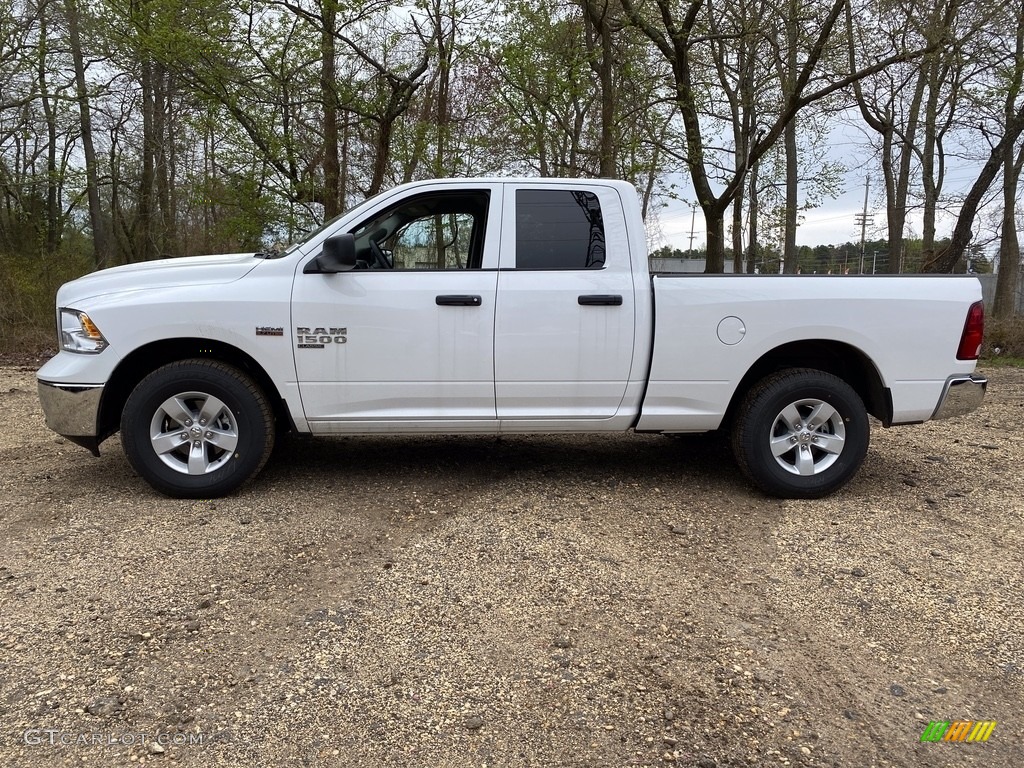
[57,252,262,306]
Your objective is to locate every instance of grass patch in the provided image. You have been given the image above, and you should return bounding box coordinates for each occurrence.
[979,356,1024,368]
[982,316,1024,360]
[0,327,57,366]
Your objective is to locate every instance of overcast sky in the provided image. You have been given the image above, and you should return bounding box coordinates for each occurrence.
[652,135,997,252]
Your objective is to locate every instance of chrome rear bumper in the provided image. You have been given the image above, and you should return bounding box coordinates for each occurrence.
[931,374,987,420]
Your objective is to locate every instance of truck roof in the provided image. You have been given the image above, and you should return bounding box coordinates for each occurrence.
[391,177,640,194]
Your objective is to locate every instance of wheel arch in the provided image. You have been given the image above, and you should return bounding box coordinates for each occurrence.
[724,340,891,429]
[98,338,291,443]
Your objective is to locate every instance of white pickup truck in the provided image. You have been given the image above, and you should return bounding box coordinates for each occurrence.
[37,178,987,499]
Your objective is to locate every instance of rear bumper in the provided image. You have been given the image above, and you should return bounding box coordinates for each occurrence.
[931,374,987,420]
[37,380,104,455]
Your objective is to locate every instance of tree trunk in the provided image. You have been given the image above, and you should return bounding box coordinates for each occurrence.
[993,136,1024,318]
[203,120,214,246]
[923,116,1024,272]
[154,66,177,257]
[619,0,859,273]
[583,0,616,177]
[872,129,895,271]
[138,49,156,263]
[891,74,926,266]
[368,117,392,196]
[919,56,942,273]
[704,205,727,273]
[65,0,110,268]
[781,0,798,273]
[360,45,432,195]
[340,118,350,211]
[852,36,927,271]
[782,118,798,273]
[109,137,132,265]
[746,160,759,273]
[321,0,341,218]
[731,194,743,273]
[925,7,1024,274]
[37,3,60,254]
[432,0,452,178]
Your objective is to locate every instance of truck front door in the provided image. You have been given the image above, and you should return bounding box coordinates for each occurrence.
[292,185,502,431]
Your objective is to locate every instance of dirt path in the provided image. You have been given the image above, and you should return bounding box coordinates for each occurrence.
[1,364,1020,767]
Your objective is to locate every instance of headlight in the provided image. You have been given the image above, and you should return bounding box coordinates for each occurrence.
[59,309,109,354]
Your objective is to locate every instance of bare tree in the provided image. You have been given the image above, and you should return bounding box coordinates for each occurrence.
[944,2,1024,300]
[620,0,933,272]
[853,0,990,272]
[64,0,110,267]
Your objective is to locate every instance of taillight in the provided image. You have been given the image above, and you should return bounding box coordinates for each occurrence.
[956,300,984,360]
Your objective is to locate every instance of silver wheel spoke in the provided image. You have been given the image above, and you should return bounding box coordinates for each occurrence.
[205,428,238,453]
[152,430,187,455]
[187,441,208,474]
[162,396,194,426]
[779,404,802,430]
[770,433,795,457]
[795,445,816,475]
[197,395,228,426]
[814,433,845,455]
[806,402,837,428]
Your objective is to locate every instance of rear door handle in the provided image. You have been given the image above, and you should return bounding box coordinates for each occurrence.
[436,295,482,306]
[578,294,623,306]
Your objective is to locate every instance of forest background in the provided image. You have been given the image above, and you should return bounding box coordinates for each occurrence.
[1,0,1022,354]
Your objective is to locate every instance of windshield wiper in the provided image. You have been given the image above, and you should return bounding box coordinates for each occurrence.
[254,248,285,259]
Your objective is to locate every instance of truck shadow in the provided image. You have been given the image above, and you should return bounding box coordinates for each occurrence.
[258,431,739,493]
[52,429,898,505]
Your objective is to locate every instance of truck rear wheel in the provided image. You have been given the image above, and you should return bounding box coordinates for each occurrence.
[121,360,275,498]
[732,368,869,498]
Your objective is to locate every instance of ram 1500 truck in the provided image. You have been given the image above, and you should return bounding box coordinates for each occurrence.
[37,178,987,499]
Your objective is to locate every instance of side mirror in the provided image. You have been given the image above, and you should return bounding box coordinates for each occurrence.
[303,234,356,273]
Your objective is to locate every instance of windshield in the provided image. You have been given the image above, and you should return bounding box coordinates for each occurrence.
[283,189,390,254]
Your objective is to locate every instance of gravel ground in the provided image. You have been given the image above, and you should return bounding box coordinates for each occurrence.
[0,363,1020,768]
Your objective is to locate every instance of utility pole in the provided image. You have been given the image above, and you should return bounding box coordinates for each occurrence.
[854,176,872,274]
[688,203,697,254]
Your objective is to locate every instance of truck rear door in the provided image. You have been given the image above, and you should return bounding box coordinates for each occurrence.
[494,183,636,423]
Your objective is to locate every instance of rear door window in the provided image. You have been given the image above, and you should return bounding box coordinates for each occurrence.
[514,189,606,269]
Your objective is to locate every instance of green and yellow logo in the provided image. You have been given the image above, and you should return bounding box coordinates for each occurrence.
[920,720,997,742]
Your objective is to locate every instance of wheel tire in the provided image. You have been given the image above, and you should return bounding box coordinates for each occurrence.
[731,368,869,499]
[121,360,275,498]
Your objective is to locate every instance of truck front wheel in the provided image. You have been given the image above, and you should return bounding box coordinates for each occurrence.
[732,368,869,498]
[121,360,275,498]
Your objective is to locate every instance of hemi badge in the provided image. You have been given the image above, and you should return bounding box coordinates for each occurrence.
[256,326,284,337]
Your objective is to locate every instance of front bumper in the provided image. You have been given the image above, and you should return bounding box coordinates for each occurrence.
[931,374,987,420]
[37,380,104,455]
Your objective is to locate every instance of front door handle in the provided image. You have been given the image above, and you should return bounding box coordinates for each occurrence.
[436,295,482,306]
[578,294,623,306]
